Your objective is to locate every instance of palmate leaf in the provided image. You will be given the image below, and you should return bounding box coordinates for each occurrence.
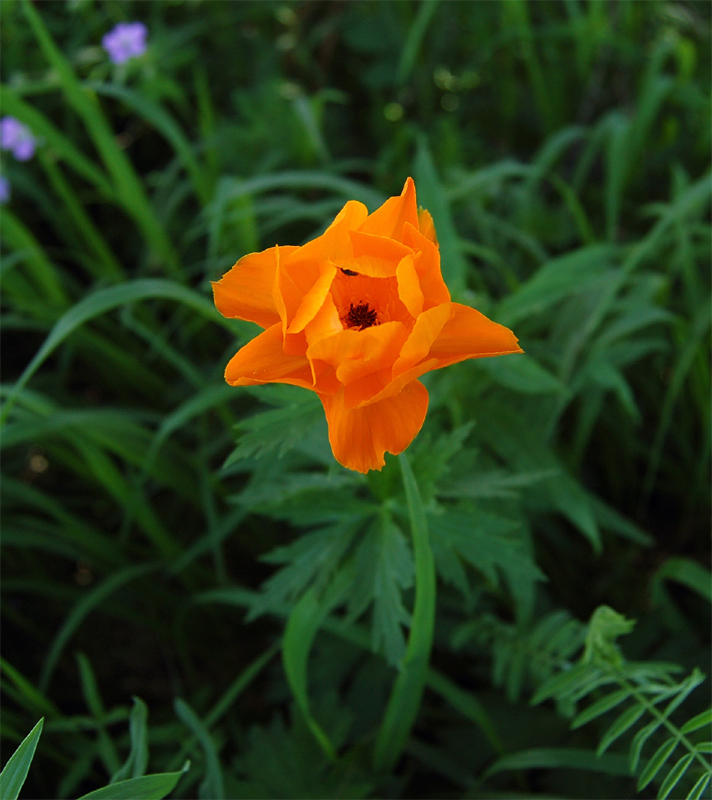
[224,389,325,464]
[370,517,414,666]
[246,521,359,620]
[345,516,415,667]
[429,506,545,623]
[232,700,369,800]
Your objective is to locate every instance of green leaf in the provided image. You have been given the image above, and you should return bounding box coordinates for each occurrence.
[40,563,160,692]
[174,699,223,799]
[630,719,665,774]
[429,508,544,623]
[571,688,632,729]
[657,753,694,800]
[652,558,712,606]
[0,86,115,196]
[597,704,647,755]
[371,516,414,666]
[427,668,505,756]
[0,210,67,307]
[687,773,712,800]
[439,468,558,500]
[87,82,211,205]
[224,390,324,464]
[0,659,60,718]
[680,709,712,735]
[112,697,149,783]
[484,747,632,779]
[476,354,568,395]
[0,718,44,800]
[75,765,189,800]
[497,244,617,327]
[248,521,358,620]
[638,737,679,790]
[583,606,635,666]
[76,653,120,776]
[282,580,346,761]
[1,279,225,425]
[20,0,180,273]
[414,137,469,295]
[396,0,439,85]
[532,663,595,705]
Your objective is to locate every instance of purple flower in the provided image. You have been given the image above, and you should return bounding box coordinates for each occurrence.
[0,176,10,204]
[102,21,148,65]
[0,117,36,161]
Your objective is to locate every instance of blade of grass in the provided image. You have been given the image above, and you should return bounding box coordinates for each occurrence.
[0,86,115,197]
[174,700,224,800]
[112,697,150,782]
[75,765,189,800]
[396,0,440,86]
[39,563,160,692]
[0,718,44,800]
[1,278,225,425]
[37,151,123,279]
[87,82,212,206]
[415,137,469,296]
[282,584,340,762]
[0,210,68,306]
[21,0,180,274]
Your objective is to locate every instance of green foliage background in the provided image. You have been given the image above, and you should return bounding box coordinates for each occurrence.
[1,1,710,798]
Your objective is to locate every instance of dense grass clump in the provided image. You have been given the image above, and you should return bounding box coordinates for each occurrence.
[1,1,710,798]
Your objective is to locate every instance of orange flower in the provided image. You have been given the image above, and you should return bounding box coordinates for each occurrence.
[213,178,523,473]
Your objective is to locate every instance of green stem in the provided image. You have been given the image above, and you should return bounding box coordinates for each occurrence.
[373,453,436,772]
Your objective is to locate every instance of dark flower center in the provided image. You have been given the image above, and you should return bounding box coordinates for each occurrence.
[344,302,378,331]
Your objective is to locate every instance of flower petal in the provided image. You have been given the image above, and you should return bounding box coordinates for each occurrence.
[428,303,523,369]
[401,222,450,309]
[212,245,298,328]
[393,301,452,376]
[320,379,429,472]
[276,204,365,333]
[307,321,408,385]
[287,261,337,333]
[225,322,315,389]
[305,293,343,347]
[396,253,424,318]
[418,208,438,245]
[359,177,419,243]
[281,200,367,282]
[338,230,413,278]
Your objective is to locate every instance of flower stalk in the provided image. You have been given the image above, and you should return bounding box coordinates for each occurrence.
[373,453,436,772]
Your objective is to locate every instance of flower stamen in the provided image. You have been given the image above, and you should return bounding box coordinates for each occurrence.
[344,302,379,331]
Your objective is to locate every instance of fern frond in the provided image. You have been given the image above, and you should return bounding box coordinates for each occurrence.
[532,605,712,799]
[456,610,586,704]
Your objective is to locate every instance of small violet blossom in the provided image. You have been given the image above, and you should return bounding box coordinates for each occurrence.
[0,176,10,205]
[102,21,148,65]
[0,117,36,161]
